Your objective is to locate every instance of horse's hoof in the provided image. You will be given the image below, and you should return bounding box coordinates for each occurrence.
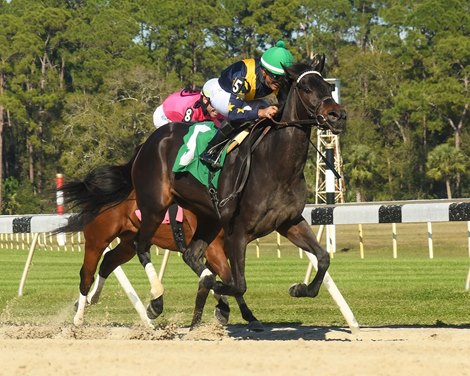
[147,295,164,320]
[247,320,264,332]
[189,321,202,331]
[214,307,229,325]
[73,315,84,326]
[289,283,308,297]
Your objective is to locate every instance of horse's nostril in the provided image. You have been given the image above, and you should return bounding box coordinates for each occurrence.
[328,111,340,122]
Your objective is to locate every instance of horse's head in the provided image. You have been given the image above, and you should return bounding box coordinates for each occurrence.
[283,56,346,135]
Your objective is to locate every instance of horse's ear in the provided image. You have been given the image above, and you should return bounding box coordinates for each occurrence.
[283,64,297,82]
[310,53,325,73]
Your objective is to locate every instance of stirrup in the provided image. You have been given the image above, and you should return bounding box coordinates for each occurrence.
[200,152,222,169]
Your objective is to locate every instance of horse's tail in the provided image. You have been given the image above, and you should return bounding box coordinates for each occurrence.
[54,145,141,234]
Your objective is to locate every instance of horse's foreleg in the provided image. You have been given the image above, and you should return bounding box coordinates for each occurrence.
[278,218,330,298]
[135,211,166,319]
[208,261,230,325]
[99,239,136,277]
[74,294,87,327]
[234,295,263,332]
[212,232,248,297]
[206,237,261,330]
[211,247,264,332]
[210,231,264,331]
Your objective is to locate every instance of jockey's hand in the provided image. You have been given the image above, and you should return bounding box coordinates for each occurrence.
[258,106,278,119]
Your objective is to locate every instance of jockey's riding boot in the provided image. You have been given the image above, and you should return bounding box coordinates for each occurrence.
[200,120,236,168]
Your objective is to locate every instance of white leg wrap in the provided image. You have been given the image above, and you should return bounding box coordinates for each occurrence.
[87,275,106,304]
[145,263,164,299]
[73,293,87,326]
[199,268,213,281]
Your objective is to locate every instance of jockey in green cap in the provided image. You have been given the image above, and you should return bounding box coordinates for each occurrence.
[200,40,294,168]
[261,40,294,76]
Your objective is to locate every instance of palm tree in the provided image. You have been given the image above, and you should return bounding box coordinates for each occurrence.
[344,144,378,202]
[426,144,468,199]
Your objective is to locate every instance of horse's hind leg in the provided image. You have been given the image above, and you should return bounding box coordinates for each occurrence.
[277,217,330,298]
[181,218,221,290]
[74,240,107,326]
[88,238,136,304]
[135,209,167,320]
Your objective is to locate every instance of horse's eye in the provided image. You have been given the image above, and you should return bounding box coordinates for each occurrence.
[303,87,312,93]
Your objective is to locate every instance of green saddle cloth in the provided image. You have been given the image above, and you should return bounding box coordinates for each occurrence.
[172,121,227,188]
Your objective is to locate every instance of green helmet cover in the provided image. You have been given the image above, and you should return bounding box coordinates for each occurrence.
[260,40,294,75]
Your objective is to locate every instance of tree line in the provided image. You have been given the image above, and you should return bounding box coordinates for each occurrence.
[0,0,468,213]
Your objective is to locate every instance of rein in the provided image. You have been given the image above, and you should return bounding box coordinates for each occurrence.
[218,125,268,208]
[209,70,342,213]
[308,138,342,179]
[209,119,270,215]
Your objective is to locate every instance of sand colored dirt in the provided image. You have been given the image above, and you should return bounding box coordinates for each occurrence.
[1,323,469,375]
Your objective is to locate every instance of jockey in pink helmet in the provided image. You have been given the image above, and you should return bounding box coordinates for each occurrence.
[153,80,224,128]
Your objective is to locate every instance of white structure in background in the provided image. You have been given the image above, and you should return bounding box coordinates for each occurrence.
[314,78,345,255]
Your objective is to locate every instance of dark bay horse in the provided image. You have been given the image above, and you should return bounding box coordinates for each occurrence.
[56,161,260,329]
[130,58,346,323]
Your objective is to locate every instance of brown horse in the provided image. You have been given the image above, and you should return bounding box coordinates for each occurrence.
[56,161,261,329]
[128,58,346,325]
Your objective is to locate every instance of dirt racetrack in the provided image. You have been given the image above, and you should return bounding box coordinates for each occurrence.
[1,323,469,376]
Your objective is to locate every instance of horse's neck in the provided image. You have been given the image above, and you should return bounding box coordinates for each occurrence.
[280,84,304,123]
[262,125,311,178]
[275,86,312,161]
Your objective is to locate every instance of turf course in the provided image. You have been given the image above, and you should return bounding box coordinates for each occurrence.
[0,222,469,327]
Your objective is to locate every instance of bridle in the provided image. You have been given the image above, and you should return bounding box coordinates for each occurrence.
[273,70,336,131]
[270,70,343,178]
[296,71,333,127]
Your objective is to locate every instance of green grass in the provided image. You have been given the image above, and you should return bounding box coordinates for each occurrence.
[0,222,469,328]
